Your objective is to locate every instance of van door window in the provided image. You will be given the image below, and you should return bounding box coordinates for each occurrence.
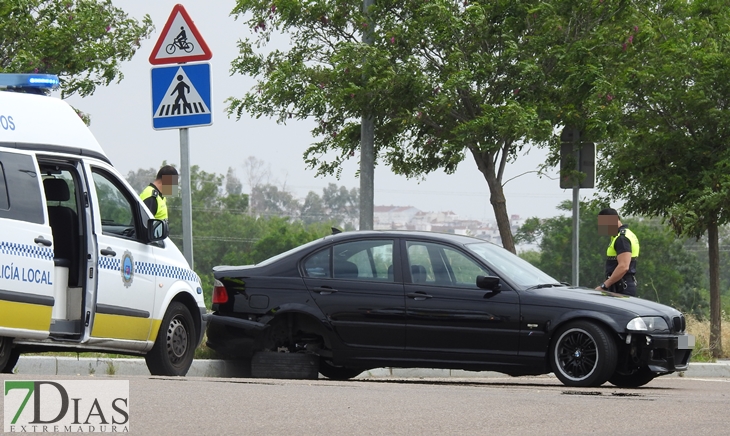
[91,170,140,240]
[0,161,9,210]
[0,151,44,223]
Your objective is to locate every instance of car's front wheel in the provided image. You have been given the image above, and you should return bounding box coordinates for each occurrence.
[318,358,363,380]
[550,321,617,387]
[608,366,656,388]
[0,337,20,373]
[145,302,196,376]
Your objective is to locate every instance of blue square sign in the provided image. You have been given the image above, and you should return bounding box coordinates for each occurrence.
[151,63,212,129]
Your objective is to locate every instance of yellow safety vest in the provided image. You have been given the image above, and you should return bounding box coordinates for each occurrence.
[607,227,640,257]
[139,185,168,220]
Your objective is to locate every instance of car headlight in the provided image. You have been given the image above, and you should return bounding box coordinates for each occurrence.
[626,316,670,333]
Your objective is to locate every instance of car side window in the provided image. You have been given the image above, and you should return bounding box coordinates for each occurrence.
[0,151,44,223]
[304,249,331,278]
[332,240,394,281]
[407,241,491,288]
[91,169,140,241]
[442,246,491,287]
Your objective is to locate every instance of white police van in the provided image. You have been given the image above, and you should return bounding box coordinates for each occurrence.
[0,74,206,376]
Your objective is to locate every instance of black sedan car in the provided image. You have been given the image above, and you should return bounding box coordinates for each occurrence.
[205,230,694,387]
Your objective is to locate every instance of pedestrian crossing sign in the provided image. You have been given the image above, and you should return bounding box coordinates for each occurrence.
[151,63,212,130]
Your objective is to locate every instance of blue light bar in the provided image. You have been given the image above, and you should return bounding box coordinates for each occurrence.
[0,73,60,91]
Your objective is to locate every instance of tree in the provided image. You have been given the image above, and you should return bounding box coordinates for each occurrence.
[228,0,560,253]
[516,201,707,316]
[125,167,157,193]
[300,191,327,226]
[322,183,358,229]
[0,0,153,97]
[599,0,730,356]
[250,184,300,218]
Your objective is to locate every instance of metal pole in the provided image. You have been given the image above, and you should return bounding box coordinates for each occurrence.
[180,127,194,267]
[571,128,580,286]
[359,0,375,230]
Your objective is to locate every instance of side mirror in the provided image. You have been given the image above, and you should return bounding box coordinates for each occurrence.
[476,275,501,292]
[147,219,168,242]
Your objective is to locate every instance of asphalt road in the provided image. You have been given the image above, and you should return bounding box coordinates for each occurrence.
[1,374,728,435]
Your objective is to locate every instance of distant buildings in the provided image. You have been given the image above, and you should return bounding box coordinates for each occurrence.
[373,205,525,247]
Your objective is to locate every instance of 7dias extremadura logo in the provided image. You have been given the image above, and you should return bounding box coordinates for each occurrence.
[4,380,129,433]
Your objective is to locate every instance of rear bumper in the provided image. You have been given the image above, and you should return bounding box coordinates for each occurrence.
[203,313,268,359]
[202,313,267,331]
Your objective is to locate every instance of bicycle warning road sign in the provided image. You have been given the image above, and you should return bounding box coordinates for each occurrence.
[149,4,212,65]
[151,63,212,129]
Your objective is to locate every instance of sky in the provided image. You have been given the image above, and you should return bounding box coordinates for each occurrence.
[64,0,588,223]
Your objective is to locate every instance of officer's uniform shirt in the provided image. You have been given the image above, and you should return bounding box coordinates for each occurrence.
[605,224,639,295]
[139,183,168,221]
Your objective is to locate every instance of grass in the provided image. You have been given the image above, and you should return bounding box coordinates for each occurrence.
[685,314,730,362]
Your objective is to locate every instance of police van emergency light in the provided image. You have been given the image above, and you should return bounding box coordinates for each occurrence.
[0,73,60,93]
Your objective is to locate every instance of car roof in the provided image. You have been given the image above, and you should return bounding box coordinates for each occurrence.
[323,230,488,246]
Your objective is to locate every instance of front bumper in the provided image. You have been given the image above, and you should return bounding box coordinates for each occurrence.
[627,332,695,373]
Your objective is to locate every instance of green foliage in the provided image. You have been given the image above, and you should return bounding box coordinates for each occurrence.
[516,201,708,316]
[227,0,569,252]
[0,0,154,97]
[596,0,730,356]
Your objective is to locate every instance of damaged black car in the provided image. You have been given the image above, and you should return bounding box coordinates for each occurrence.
[205,230,694,387]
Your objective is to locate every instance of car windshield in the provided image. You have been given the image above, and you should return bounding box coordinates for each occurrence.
[465,242,560,289]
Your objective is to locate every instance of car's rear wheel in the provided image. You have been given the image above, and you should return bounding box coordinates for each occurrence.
[608,366,656,388]
[251,351,319,379]
[318,358,363,380]
[145,302,196,376]
[550,321,617,387]
[0,337,20,373]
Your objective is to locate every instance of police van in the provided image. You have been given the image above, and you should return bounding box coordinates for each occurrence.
[0,74,206,376]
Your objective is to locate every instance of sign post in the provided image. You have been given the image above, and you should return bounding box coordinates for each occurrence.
[149,4,213,268]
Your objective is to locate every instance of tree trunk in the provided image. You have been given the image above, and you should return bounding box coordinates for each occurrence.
[708,220,723,358]
[469,146,516,253]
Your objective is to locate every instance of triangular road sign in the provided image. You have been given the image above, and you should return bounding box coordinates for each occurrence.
[149,4,212,65]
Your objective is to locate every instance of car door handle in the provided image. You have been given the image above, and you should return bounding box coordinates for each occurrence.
[312,287,338,295]
[407,292,433,300]
[34,236,52,247]
[100,248,116,257]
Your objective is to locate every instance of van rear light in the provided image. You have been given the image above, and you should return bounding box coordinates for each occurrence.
[212,280,228,304]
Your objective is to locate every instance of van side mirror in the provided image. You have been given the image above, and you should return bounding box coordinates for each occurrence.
[147,219,168,242]
[476,275,501,292]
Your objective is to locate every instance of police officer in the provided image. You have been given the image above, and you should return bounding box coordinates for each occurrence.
[595,208,640,296]
[139,165,178,221]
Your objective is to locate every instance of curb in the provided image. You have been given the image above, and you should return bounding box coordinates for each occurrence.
[12,357,730,379]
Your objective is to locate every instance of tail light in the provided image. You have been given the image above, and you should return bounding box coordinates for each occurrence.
[212,280,228,304]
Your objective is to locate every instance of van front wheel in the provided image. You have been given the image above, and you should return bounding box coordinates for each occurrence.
[145,302,196,376]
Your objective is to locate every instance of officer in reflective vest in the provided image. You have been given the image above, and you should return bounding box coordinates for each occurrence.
[595,208,640,296]
[139,165,178,221]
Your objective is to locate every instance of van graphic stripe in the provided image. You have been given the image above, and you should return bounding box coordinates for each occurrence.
[0,300,52,331]
[0,241,54,261]
[96,258,200,284]
[0,289,54,306]
[91,313,153,341]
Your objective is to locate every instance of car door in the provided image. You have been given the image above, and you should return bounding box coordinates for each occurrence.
[0,150,54,337]
[403,239,520,361]
[303,238,406,350]
[87,165,156,342]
